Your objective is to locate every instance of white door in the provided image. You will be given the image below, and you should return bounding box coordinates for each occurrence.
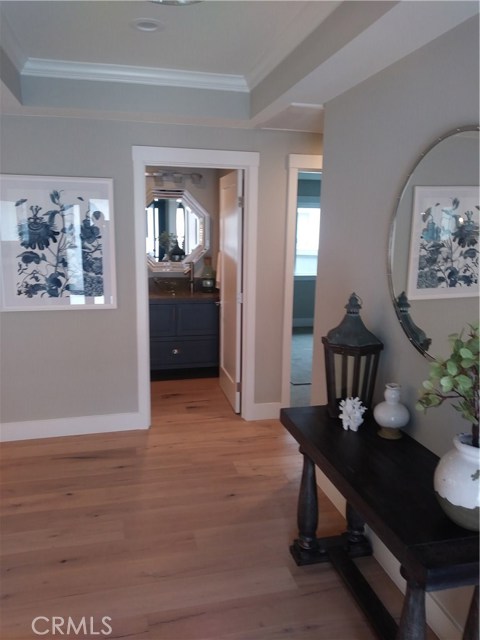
[219,170,243,413]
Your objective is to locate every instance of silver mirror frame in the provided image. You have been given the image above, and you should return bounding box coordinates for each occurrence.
[388,124,480,359]
[146,188,211,273]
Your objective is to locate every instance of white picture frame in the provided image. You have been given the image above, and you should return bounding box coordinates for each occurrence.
[0,175,116,310]
[407,186,479,300]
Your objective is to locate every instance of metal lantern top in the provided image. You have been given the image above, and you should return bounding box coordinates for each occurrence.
[324,293,383,350]
[322,293,383,418]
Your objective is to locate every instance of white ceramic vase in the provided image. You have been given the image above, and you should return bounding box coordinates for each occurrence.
[373,383,410,440]
[434,433,480,531]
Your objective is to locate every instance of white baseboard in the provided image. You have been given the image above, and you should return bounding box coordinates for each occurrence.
[0,412,150,442]
[243,402,282,421]
[316,469,465,640]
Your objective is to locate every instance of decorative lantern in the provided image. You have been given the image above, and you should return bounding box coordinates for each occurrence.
[322,293,383,418]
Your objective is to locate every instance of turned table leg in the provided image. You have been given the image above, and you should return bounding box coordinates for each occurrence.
[290,452,374,565]
[296,450,318,551]
[345,503,372,557]
[462,585,479,640]
[290,450,327,564]
[397,579,426,640]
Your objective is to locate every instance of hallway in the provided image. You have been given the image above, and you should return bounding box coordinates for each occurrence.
[1,378,434,639]
[290,328,313,407]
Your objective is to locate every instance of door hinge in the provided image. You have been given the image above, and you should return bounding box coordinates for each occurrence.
[238,195,244,208]
[237,292,243,304]
[236,382,242,393]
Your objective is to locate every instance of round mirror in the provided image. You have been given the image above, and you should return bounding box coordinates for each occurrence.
[388,125,479,359]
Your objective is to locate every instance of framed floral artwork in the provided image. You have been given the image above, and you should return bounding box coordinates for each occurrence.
[406,186,479,300]
[0,175,116,310]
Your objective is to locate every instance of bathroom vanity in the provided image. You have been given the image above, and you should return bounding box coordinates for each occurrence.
[149,281,219,372]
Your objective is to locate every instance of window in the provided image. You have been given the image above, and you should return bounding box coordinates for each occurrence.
[295,206,321,276]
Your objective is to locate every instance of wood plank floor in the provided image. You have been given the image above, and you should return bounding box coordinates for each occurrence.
[0,378,438,639]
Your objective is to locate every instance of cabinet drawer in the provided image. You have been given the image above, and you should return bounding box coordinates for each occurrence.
[149,304,176,337]
[150,337,219,369]
[177,303,219,336]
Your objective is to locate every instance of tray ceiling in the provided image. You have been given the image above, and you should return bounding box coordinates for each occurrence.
[1,1,477,132]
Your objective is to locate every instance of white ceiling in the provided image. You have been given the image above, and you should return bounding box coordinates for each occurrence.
[0,1,339,82]
[0,1,478,132]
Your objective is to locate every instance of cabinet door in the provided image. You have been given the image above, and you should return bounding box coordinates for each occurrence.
[149,304,176,337]
[177,302,219,336]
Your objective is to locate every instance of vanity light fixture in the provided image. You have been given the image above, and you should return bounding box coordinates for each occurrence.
[146,170,204,188]
[172,173,184,185]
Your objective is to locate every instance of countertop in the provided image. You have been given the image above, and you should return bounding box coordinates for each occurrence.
[149,280,219,301]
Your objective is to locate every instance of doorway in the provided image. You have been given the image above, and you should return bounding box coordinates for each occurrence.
[290,171,321,406]
[281,154,323,408]
[132,146,259,427]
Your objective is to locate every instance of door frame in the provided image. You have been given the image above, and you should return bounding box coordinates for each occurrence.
[281,154,323,408]
[132,146,259,426]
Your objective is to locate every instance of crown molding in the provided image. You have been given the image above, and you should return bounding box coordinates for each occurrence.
[0,11,28,71]
[21,58,249,93]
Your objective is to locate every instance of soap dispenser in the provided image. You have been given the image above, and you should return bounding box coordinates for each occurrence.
[200,257,215,293]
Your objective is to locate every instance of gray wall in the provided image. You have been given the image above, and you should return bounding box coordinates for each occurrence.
[293,278,316,327]
[311,16,478,632]
[0,118,320,424]
[312,15,479,457]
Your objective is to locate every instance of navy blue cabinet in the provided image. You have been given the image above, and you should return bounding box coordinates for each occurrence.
[149,297,219,370]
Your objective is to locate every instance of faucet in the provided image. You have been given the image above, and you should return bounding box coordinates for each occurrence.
[185,261,195,294]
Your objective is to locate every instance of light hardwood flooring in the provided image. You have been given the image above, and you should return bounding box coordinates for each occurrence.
[1,378,438,640]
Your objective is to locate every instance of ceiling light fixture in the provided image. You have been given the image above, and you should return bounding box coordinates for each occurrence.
[150,0,202,6]
[132,18,164,32]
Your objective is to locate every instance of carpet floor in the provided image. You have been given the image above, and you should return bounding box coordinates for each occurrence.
[290,328,313,407]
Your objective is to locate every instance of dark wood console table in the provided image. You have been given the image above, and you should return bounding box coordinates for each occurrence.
[280,405,479,640]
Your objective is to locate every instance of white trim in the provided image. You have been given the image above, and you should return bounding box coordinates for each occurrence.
[132,146,259,422]
[281,154,322,408]
[0,413,148,442]
[288,155,324,170]
[243,402,282,422]
[22,58,249,93]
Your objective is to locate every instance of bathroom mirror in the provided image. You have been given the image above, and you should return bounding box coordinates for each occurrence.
[388,125,479,360]
[146,188,210,273]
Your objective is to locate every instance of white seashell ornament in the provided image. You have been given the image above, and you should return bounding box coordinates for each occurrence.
[338,397,367,432]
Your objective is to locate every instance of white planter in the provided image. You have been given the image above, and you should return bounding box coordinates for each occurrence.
[434,433,480,531]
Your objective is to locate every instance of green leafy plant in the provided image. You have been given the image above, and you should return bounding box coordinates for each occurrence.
[158,231,176,253]
[416,322,479,448]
